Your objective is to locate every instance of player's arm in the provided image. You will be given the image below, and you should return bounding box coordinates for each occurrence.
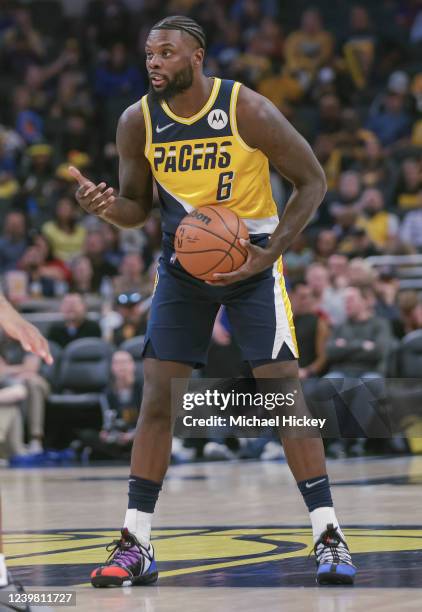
[207,87,326,285]
[237,86,327,259]
[69,103,153,229]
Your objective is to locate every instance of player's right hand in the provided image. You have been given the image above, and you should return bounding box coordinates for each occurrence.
[68,166,115,216]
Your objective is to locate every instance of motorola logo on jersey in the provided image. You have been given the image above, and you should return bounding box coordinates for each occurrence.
[207,109,228,130]
[153,141,233,173]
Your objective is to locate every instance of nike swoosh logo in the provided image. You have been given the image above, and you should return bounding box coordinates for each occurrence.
[156,122,175,133]
[305,478,326,489]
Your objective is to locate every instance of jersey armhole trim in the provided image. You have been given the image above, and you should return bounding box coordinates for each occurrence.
[141,95,152,157]
[230,82,257,153]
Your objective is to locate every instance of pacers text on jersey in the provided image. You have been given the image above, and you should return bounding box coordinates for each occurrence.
[153,140,232,173]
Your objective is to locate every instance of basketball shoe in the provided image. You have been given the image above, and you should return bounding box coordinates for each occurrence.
[313,523,356,585]
[91,528,158,587]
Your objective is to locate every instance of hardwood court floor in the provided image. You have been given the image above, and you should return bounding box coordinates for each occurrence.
[2,456,422,611]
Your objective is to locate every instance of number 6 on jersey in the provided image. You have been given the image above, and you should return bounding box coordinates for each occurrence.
[217,171,234,202]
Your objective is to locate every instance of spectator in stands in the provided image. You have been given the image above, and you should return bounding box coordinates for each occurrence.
[69,256,95,295]
[305,263,345,325]
[326,286,392,377]
[327,254,349,289]
[87,0,131,49]
[12,84,44,145]
[83,231,118,292]
[0,140,19,212]
[48,69,93,124]
[342,4,376,89]
[47,293,101,348]
[392,290,422,339]
[76,350,141,461]
[395,157,422,211]
[59,113,94,160]
[112,292,150,346]
[2,7,44,78]
[366,91,413,148]
[399,199,422,251]
[328,170,362,219]
[113,253,150,296]
[0,211,28,273]
[314,229,338,264]
[105,350,142,430]
[42,196,86,263]
[283,234,314,283]
[357,188,399,250]
[32,233,72,286]
[18,244,57,298]
[341,226,380,259]
[94,42,145,99]
[347,258,378,288]
[18,144,56,228]
[374,267,400,322]
[291,282,329,379]
[100,224,124,269]
[352,136,395,197]
[315,94,342,139]
[324,285,393,453]
[284,8,333,83]
[0,337,48,454]
[0,382,29,460]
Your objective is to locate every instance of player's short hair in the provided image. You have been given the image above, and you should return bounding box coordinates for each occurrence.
[151,15,206,50]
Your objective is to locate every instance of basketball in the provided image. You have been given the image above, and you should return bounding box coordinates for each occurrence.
[174,206,249,281]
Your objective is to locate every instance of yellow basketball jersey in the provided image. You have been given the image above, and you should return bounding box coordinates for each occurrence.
[141,77,279,236]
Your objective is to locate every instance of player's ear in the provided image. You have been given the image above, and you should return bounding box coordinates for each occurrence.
[192,48,204,67]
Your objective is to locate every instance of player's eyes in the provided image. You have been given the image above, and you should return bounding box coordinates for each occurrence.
[162,50,172,57]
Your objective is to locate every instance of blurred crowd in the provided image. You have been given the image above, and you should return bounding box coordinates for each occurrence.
[0,0,421,464]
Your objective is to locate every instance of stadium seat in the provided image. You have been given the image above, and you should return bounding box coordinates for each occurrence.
[394,330,422,378]
[45,338,113,447]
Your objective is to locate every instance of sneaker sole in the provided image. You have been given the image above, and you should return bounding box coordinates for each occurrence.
[91,571,158,588]
[317,571,355,586]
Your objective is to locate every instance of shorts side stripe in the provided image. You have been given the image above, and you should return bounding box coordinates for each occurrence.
[272,257,299,359]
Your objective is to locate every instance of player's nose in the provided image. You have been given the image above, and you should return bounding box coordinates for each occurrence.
[147,54,163,69]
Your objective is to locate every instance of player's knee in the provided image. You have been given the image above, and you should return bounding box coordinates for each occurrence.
[138,380,172,426]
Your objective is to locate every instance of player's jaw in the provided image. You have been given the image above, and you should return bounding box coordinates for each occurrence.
[148,64,194,102]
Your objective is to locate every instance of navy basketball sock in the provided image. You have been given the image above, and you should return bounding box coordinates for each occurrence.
[128,475,162,513]
[297,475,333,512]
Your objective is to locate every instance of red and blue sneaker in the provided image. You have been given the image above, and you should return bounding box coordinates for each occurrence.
[91,528,158,587]
[314,523,356,585]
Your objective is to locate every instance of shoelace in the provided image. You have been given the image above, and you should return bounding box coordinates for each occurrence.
[105,530,153,569]
[313,525,353,566]
[315,540,352,565]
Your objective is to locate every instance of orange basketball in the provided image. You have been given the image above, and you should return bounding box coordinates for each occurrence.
[174,206,249,281]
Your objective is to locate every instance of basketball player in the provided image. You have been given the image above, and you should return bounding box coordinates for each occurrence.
[69,16,356,586]
[0,294,52,609]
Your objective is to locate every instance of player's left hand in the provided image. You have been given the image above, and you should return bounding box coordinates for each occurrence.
[1,309,53,364]
[206,239,275,286]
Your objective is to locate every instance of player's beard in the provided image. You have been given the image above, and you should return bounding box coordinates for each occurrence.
[149,64,194,102]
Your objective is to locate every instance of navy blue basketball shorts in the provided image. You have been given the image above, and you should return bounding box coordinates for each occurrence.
[142,248,299,369]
